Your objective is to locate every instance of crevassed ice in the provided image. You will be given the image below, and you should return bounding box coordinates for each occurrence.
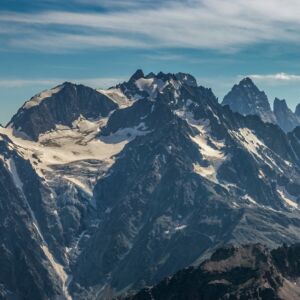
[0,118,151,199]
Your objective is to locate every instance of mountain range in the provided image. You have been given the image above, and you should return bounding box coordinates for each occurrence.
[1,70,300,299]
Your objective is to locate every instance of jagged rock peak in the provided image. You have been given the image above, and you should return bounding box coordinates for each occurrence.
[175,72,198,87]
[224,77,259,95]
[128,70,197,87]
[129,69,145,82]
[274,97,300,133]
[222,77,277,124]
[296,103,300,117]
[274,97,288,110]
[239,76,257,87]
[113,70,200,107]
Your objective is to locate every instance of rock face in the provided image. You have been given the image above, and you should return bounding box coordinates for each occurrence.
[222,78,277,124]
[273,98,300,133]
[124,243,300,300]
[0,134,66,299]
[1,71,300,299]
[295,104,300,118]
[223,78,300,133]
[8,82,117,141]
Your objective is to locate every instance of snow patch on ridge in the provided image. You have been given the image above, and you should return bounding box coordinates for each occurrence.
[0,117,130,196]
[175,224,187,231]
[23,85,63,109]
[64,176,93,198]
[5,158,23,191]
[41,245,72,300]
[2,156,46,241]
[242,194,258,205]
[233,128,265,158]
[100,122,150,144]
[98,88,135,108]
[230,128,284,172]
[193,163,216,180]
[175,106,228,184]
[135,77,167,98]
[1,144,72,299]
[277,186,298,209]
[0,117,151,207]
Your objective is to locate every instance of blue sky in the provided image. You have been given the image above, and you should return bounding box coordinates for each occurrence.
[1,0,300,124]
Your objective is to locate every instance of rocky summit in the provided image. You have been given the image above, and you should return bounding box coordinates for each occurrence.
[222,77,277,124]
[274,98,300,133]
[124,243,300,300]
[0,71,300,299]
[222,77,300,132]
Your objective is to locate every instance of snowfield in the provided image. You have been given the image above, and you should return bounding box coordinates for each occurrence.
[0,115,148,195]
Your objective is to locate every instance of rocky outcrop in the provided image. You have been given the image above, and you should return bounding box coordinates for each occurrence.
[295,104,300,118]
[223,79,300,133]
[0,134,66,299]
[273,98,300,133]
[222,77,276,124]
[124,243,300,300]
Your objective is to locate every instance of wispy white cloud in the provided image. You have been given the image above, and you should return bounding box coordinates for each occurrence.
[2,0,300,52]
[248,73,300,82]
[9,33,148,53]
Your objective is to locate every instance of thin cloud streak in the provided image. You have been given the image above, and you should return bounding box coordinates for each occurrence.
[9,33,148,52]
[248,73,300,82]
[2,0,300,52]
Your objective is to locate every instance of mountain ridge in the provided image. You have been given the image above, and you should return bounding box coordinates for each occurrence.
[123,243,300,300]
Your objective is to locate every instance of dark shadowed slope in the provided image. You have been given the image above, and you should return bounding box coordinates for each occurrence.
[124,243,300,300]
